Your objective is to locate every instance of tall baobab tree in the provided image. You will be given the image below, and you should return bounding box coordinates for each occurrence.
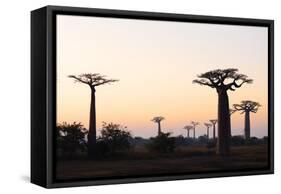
[183,125,193,138]
[204,123,212,139]
[209,119,217,139]
[233,100,261,140]
[68,73,118,157]
[193,68,253,155]
[191,121,199,139]
[151,116,165,136]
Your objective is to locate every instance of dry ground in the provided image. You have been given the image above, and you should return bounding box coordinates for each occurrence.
[56,144,268,180]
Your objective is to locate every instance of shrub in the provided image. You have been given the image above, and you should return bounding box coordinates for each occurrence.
[96,122,132,156]
[231,135,245,146]
[57,122,88,157]
[146,132,175,153]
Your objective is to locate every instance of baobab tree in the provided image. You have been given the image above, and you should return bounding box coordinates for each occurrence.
[193,68,253,155]
[209,119,217,139]
[151,116,165,136]
[68,73,118,157]
[183,125,193,138]
[233,100,261,140]
[204,123,212,139]
[191,121,199,139]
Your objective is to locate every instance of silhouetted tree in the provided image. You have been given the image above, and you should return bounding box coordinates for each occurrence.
[183,125,193,138]
[146,132,175,153]
[96,122,132,156]
[191,121,200,139]
[209,119,217,139]
[193,68,253,155]
[68,73,118,157]
[57,122,88,157]
[233,100,261,140]
[151,116,165,136]
[204,123,212,139]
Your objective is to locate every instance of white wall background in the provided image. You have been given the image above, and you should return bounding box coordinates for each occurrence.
[0,0,279,193]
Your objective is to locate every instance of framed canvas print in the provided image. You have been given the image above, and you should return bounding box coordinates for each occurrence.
[31,5,274,188]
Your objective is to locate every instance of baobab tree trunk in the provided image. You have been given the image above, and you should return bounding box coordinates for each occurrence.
[217,90,231,156]
[213,125,216,139]
[187,130,190,138]
[207,128,209,139]
[88,88,97,157]
[244,111,250,140]
[193,128,195,139]
[158,122,161,136]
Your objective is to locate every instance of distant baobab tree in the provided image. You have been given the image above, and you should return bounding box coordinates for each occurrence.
[68,73,118,157]
[204,123,212,139]
[233,100,261,140]
[183,125,193,138]
[191,121,199,139]
[151,116,165,136]
[193,68,253,155]
[209,119,217,139]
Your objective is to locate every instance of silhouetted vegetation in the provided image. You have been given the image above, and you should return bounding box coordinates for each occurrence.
[56,67,268,181]
[146,132,175,153]
[96,122,132,157]
[57,122,88,158]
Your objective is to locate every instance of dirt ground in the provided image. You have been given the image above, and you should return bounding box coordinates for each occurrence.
[56,144,268,180]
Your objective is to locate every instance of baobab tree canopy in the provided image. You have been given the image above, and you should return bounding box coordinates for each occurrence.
[233,100,261,113]
[183,125,193,130]
[210,119,217,125]
[68,73,119,89]
[192,68,253,92]
[151,116,165,123]
[191,121,199,126]
[204,123,212,128]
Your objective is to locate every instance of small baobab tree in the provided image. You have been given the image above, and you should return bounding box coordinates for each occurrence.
[151,116,165,136]
[183,125,193,138]
[209,119,217,139]
[68,73,118,157]
[191,121,199,139]
[193,68,253,155]
[204,123,212,139]
[233,100,261,140]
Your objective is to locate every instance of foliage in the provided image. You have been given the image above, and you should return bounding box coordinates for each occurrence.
[146,132,175,153]
[96,122,132,156]
[231,135,245,146]
[57,122,88,157]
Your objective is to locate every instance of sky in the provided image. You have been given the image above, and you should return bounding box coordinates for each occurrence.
[56,15,268,138]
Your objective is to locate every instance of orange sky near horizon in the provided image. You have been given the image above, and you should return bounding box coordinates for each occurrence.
[56,15,268,138]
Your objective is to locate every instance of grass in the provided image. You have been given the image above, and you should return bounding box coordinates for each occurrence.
[56,144,268,180]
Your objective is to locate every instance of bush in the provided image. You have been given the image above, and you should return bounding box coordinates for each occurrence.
[206,139,217,148]
[57,122,88,157]
[96,122,132,156]
[146,132,175,153]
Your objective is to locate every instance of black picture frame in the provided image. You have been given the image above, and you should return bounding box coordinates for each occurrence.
[31,5,274,188]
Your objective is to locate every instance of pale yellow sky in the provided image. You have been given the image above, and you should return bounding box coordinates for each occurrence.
[57,15,268,138]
